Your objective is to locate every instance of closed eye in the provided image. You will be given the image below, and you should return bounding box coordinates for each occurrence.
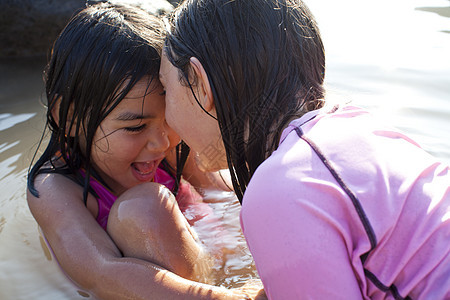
[124,124,146,132]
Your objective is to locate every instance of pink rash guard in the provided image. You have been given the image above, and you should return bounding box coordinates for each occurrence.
[240,105,450,299]
[87,165,204,230]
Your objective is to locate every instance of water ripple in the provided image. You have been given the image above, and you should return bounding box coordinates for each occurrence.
[0,113,36,131]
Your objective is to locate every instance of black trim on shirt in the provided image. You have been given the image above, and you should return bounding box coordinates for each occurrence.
[293,125,412,300]
[294,126,377,254]
[364,269,412,300]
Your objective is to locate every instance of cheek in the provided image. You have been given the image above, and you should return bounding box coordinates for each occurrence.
[165,98,180,133]
[92,134,139,162]
[166,127,181,148]
[92,137,111,154]
[164,87,196,144]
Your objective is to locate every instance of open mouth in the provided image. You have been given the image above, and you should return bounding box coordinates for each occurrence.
[132,161,156,175]
[131,160,160,182]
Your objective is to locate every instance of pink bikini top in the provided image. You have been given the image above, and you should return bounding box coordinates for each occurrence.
[86,165,203,230]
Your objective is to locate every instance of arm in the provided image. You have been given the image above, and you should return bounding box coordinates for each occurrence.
[27,173,255,300]
[240,169,364,299]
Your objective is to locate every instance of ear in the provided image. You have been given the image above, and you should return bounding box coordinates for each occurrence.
[189,57,215,112]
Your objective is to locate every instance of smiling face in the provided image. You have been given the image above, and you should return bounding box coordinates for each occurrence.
[159,53,228,172]
[88,78,180,195]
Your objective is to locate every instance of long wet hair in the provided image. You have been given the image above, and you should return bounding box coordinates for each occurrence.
[165,0,326,202]
[28,3,187,202]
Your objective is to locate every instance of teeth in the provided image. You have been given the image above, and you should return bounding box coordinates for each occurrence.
[133,161,154,175]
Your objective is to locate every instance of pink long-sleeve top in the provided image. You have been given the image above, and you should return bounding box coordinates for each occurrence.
[241,105,450,299]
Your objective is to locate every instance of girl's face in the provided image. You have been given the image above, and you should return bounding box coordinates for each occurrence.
[159,53,228,172]
[89,78,180,196]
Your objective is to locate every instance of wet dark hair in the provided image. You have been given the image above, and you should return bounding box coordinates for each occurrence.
[27,3,185,202]
[165,0,326,202]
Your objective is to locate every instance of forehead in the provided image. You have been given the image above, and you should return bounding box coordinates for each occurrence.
[109,79,165,117]
[159,53,175,82]
[123,78,154,98]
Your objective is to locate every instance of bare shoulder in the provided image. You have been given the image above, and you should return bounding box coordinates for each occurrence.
[27,172,90,229]
[28,172,82,204]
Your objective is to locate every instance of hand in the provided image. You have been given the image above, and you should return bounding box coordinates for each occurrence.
[235,279,267,300]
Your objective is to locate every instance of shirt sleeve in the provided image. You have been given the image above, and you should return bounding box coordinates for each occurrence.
[240,146,367,299]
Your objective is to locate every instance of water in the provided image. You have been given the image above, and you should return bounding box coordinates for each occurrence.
[309,0,450,163]
[1,0,449,299]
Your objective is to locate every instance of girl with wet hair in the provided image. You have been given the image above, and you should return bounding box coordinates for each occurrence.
[27,3,265,299]
[161,0,450,298]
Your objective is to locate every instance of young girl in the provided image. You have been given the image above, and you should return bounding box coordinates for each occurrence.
[27,3,264,299]
[161,0,450,299]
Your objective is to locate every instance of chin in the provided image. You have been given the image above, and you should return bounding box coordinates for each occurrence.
[202,165,223,173]
[194,154,228,173]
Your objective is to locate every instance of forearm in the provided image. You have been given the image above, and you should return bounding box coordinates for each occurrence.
[89,257,250,300]
[48,230,247,300]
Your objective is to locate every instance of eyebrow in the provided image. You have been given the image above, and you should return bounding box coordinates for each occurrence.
[115,112,153,121]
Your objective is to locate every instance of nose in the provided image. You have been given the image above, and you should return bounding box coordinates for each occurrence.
[146,124,170,154]
[146,122,180,154]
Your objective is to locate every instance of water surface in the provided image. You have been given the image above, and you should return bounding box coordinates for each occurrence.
[0,0,449,299]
